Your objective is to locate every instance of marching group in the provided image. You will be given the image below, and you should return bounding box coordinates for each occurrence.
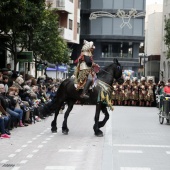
[111,76,157,107]
[0,70,61,139]
[111,76,170,107]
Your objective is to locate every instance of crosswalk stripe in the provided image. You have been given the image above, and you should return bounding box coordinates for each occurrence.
[118,150,143,153]
[120,167,151,170]
[113,144,170,148]
[45,166,76,170]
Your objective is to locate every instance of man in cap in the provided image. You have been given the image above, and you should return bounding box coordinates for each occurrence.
[74,40,99,99]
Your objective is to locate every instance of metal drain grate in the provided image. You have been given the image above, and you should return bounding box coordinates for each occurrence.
[2,164,15,167]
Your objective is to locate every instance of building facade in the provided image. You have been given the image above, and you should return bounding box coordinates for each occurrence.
[160,0,170,82]
[46,0,80,44]
[46,0,81,79]
[73,0,146,77]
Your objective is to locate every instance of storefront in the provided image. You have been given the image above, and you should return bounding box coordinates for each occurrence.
[46,65,68,79]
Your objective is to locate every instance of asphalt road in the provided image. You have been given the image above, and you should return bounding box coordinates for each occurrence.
[0,105,170,170]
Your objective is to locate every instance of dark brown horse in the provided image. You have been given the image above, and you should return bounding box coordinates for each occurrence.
[50,59,123,137]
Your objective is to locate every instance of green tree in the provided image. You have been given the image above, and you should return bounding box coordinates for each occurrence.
[0,0,27,70]
[29,8,70,77]
[0,0,47,71]
[0,0,69,73]
[164,18,170,59]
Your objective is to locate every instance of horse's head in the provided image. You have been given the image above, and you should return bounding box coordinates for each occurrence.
[97,59,124,85]
[113,59,124,85]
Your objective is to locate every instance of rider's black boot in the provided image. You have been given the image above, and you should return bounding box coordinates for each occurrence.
[80,79,92,99]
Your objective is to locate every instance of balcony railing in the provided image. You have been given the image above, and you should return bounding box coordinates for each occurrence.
[59,27,73,41]
[55,0,74,13]
[101,53,133,58]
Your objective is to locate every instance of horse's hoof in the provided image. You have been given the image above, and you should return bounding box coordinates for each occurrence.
[62,128,69,135]
[62,130,68,135]
[51,127,57,133]
[51,130,57,133]
[94,130,103,137]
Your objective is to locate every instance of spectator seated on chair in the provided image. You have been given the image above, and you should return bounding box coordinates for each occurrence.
[163,79,170,97]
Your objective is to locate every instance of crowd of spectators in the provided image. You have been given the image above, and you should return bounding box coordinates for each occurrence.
[0,65,63,139]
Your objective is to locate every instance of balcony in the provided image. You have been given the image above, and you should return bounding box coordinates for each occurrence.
[52,0,74,14]
[59,27,73,42]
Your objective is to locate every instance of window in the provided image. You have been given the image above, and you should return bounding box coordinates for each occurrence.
[101,42,133,58]
[69,19,73,30]
[78,0,81,8]
[69,0,73,2]
[77,23,80,34]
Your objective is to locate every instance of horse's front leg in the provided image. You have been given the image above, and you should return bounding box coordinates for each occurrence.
[62,100,75,135]
[98,104,109,128]
[93,102,103,137]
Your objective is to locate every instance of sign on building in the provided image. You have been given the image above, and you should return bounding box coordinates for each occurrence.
[17,51,33,62]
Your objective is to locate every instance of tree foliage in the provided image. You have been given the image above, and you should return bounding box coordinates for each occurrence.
[0,0,69,72]
[31,8,69,64]
[164,18,170,59]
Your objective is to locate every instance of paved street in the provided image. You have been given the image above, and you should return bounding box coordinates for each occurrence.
[0,105,170,170]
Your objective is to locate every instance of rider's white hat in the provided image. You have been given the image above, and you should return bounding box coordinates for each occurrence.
[82,40,95,51]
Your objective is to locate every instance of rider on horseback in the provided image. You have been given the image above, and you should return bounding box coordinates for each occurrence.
[74,40,99,99]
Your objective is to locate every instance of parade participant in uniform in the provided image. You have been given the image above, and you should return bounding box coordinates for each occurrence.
[117,83,124,105]
[112,81,119,105]
[146,77,156,106]
[131,77,139,106]
[139,77,148,106]
[74,40,99,99]
[123,77,132,106]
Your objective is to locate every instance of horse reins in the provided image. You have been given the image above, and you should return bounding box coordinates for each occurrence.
[99,68,113,76]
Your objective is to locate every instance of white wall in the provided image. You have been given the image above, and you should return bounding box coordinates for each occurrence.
[160,0,170,82]
[145,12,163,55]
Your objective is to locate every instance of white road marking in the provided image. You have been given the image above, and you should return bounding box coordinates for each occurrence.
[120,168,151,170]
[49,135,54,137]
[46,138,51,140]
[32,149,39,153]
[20,160,28,164]
[22,145,27,148]
[38,145,43,148]
[8,154,16,158]
[118,150,143,153]
[36,135,41,137]
[11,167,20,170]
[42,141,48,143]
[15,149,22,153]
[27,154,33,158]
[58,149,83,152]
[32,138,37,140]
[45,166,76,170]
[0,160,9,163]
[166,151,170,154]
[27,141,32,143]
[113,144,170,148]
[40,133,44,135]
